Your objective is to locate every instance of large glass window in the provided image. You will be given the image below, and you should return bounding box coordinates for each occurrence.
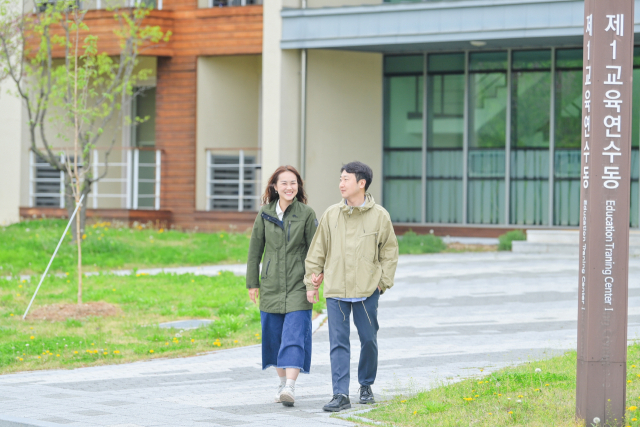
[468,52,507,224]
[382,47,640,228]
[554,49,582,226]
[510,50,551,225]
[426,53,464,223]
[383,55,423,222]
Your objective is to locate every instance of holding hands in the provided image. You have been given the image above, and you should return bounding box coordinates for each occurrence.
[307,272,324,304]
[311,272,324,290]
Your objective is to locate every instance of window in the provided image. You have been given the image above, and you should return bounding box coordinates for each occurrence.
[383,55,423,223]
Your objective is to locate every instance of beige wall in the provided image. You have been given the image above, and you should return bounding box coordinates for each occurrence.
[304,49,383,216]
[19,56,157,210]
[196,55,262,211]
[261,0,302,188]
[0,84,23,225]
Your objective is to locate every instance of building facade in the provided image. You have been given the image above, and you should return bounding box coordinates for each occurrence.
[5,0,640,236]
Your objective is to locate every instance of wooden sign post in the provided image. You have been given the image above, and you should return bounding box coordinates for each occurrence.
[577,1,634,425]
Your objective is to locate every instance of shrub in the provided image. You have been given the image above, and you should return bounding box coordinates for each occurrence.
[498,230,526,251]
[398,230,446,255]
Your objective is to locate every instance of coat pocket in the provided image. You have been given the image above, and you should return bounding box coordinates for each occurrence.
[261,259,271,279]
[355,256,382,297]
[357,231,378,263]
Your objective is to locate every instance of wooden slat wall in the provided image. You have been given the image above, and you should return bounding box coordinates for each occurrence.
[33,5,263,58]
[155,56,198,228]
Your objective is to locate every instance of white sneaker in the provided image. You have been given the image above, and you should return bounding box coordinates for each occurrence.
[280,384,295,407]
[274,383,286,403]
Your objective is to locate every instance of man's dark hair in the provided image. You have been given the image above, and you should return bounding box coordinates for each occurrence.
[341,161,373,191]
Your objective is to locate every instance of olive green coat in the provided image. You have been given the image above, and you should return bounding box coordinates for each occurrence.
[246,199,318,314]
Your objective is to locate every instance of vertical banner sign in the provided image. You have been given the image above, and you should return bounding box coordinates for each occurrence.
[577,0,634,425]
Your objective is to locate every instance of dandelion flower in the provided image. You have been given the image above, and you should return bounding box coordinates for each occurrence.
[628,406,637,411]
[18,358,23,361]
[463,397,473,401]
[37,356,41,359]
[191,339,195,343]
[545,383,549,386]
[400,400,406,403]
[633,418,638,422]
[74,351,78,354]
[475,395,479,398]
[234,340,238,343]
[114,350,120,354]
[30,336,34,340]
[82,234,86,239]
[518,395,523,398]
[633,365,637,368]
[413,411,417,415]
[149,349,154,353]
[508,411,513,415]
[488,413,492,415]
[9,314,13,317]
[56,354,60,357]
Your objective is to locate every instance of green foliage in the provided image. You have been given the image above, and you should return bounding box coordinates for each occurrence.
[362,346,640,426]
[399,230,446,255]
[498,230,527,251]
[0,219,251,275]
[0,270,263,373]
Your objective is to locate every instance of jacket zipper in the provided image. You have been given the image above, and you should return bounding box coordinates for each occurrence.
[287,221,291,242]
[264,259,271,278]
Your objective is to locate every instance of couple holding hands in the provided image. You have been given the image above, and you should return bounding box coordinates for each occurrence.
[245,161,399,412]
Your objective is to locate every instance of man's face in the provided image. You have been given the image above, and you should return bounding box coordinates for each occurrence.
[339,170,365,200]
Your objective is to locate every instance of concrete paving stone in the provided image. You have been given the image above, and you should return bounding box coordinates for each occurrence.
[5,253,640,426]
[71,409,112,416]
[97,400,133,407]
[37,417,76,424]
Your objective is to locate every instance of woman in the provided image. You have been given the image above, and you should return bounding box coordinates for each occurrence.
[246,165,322,407]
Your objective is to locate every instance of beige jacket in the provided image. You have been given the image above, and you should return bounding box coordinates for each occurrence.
[304,193,399,298]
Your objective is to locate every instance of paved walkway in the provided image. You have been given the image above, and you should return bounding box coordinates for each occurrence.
[3,252,640,427]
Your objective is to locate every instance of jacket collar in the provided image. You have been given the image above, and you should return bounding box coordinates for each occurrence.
[263,198,298,217]
[340,192,375,213]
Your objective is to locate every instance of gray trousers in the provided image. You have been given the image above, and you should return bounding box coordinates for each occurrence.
[326,289,380,395]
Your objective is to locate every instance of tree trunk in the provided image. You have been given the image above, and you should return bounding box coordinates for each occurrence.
[64,180,87,244]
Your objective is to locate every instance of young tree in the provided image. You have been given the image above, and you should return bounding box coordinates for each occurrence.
[0,0,170,304]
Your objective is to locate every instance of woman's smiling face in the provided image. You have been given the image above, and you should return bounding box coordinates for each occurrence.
[275,171,299,202]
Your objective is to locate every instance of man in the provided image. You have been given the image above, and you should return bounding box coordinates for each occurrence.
[304,161,399,412]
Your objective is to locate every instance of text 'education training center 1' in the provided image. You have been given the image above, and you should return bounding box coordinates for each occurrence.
[2,0,639,238]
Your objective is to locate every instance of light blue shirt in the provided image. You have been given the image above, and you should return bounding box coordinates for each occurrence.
[330,198,368,303]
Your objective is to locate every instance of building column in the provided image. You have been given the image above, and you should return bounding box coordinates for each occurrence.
[261,0,302,186]
[0,82,22,225]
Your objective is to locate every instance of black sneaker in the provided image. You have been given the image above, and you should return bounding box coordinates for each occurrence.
[323,394,351,412]
[359,385,375,404]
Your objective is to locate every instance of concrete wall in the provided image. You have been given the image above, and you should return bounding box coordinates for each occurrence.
[196,55,262,211]
[304,49,383,216]
[306,0,381,7]
[0,83,23,225]
[261,0,302,189]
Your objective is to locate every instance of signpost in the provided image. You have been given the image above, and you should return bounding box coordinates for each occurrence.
[577,1,634,425]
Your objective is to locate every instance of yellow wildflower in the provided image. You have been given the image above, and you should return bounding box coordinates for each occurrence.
[629,406,637,411]
[149,349,154,353]
[30,336,34,339]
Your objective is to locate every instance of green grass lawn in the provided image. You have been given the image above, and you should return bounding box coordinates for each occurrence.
[0,219,252,276]
[359,346,640,427]
[0,272,326,374]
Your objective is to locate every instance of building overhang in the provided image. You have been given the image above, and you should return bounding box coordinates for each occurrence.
[281,0,640,53]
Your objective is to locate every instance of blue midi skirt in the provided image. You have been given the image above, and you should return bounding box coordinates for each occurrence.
[260,309,312,374]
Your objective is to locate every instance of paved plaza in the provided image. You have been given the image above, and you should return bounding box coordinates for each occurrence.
[3,252,640,427]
